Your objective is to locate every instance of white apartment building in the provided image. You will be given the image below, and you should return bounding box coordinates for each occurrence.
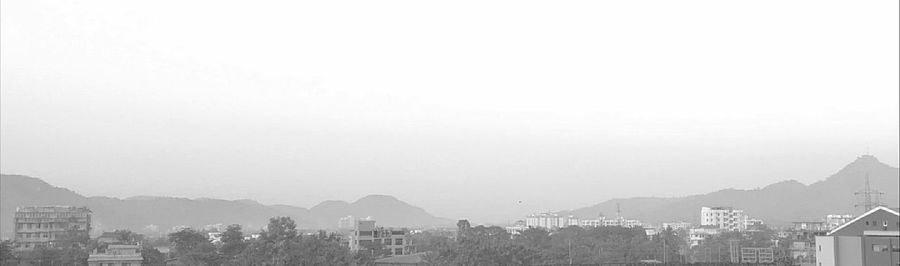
[525,213,644,230]
[525,213,571,230]
[338,215,356,230]
[744,218,765,229]
[580,219,602,227]
[824,214,853,230]
[661,222,692,231]
[700,207,748,231]
[347,220,409,256]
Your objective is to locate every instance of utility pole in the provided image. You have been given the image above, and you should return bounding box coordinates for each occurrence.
[568,239,573,265]
[663,238,667,264]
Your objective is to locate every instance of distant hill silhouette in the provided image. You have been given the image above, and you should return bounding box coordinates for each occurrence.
[565,155,900,226]
[0,175,453,239]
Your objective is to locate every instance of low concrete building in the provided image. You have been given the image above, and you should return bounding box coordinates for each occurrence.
[689,226,720,247]
[87,244,143,266]
[815,206,899,266]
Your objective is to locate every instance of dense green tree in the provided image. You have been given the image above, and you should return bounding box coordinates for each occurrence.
[219,224,246,257]
[0,241,15,266]
[114,229,143,244]
[168,228,208,255]
[141,246,166,266]
[168,228,220,265]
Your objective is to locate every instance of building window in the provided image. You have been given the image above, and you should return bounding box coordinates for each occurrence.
[873,244,889,252]
[394,248,403,255]
[394,239,402,245]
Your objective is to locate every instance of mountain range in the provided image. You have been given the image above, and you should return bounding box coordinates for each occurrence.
[564,155,899,226]
[0,175,453,239]
[2,155,898,239]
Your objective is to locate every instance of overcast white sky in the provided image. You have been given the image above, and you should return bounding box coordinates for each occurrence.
[2,0,898,223]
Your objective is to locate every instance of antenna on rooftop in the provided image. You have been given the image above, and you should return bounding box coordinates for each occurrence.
[854,172,883,213]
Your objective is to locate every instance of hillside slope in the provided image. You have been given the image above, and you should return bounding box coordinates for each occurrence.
[0,175,452,238]
[567,155,899,226]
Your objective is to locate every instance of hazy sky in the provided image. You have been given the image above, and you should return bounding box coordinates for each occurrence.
[2,0,898,223]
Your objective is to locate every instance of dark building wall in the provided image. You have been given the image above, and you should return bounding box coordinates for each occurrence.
[831,209,900,237]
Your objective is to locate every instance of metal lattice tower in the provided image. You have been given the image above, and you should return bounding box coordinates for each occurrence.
[854,172,883,213]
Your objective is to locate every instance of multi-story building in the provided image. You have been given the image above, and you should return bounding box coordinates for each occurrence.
[622,219,643,228]
[348,220,410,256]
[525,213,643,230]
[815,206,899,266]
[580,219,602,227]
[525,213,569,230]
[338,215,356,230]
[688,226,720,247]
[744,218,765,230]
[602,217,622,227]
[824,214,854,230]
[504,221,528,236]
[600,217,643,228]
[700,207,747,231]
[13,206,91,250]
[87,244,143,266]
[661,222,692,231]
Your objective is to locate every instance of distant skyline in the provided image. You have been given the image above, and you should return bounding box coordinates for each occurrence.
[2,0,899,223]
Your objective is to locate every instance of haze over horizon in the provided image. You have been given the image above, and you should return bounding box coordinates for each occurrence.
[2,0,899,223]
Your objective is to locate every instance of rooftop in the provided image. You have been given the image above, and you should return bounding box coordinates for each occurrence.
[16,206,92,212]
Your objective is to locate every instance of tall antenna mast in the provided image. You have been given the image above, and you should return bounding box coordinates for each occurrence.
[855,172,883,212]
[616,203,621,219]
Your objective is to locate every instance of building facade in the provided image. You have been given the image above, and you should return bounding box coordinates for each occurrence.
[525,213,568,230]
[348,220,410,256]
[825,214,854,230]
[661,222,692,231]
[13,206,92,250]
[700,207,747,231]
[338,215,356,230]
[815,206,899,266]
[87,244,143,266]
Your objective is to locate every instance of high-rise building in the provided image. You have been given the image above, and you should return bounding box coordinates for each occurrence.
[700,207,747,231]
[13,206,92,250]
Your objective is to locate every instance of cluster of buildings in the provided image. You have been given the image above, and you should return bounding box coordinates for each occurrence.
[11,206,145,265]
[512,206,764,243]
[8,200,898,266]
